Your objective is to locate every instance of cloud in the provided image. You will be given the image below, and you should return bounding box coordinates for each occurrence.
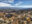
[22,5,32,8]
[13,5,32,8]
[14,1,23,6]
[0,2,11,7]
[11,1,32,8]
[10,5,32,8]
[9,0,14,1]
[0,2,32,8]
[1,0,14,4]
[8,0,14,3]
[0,2,15,7]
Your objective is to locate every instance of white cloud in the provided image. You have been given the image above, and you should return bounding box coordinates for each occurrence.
[10,5,32,8]
[0,2,11,7]
[2,0,14,3]
[9,0,14,2]
[0,2,15,7]
[22,5,32,8]
[15,5,32,8]
[8,0,14,3]
[9,0,14,1]
[13,1,32,8]
[14,1,23,6]
[0,2,32,8]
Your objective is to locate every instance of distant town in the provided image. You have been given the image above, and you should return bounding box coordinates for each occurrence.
[0,8,32,24]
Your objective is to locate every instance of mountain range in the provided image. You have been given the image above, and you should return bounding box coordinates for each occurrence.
[0,7,32,11]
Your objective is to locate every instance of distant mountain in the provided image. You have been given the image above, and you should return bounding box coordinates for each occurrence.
[0,7,32,11]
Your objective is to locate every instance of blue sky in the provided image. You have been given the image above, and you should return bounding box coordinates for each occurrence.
[0,0,32,8]
[14,0,32,5]
[14,0,32,8]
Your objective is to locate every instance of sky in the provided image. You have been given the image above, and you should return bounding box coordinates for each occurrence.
[0,0,32,8]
